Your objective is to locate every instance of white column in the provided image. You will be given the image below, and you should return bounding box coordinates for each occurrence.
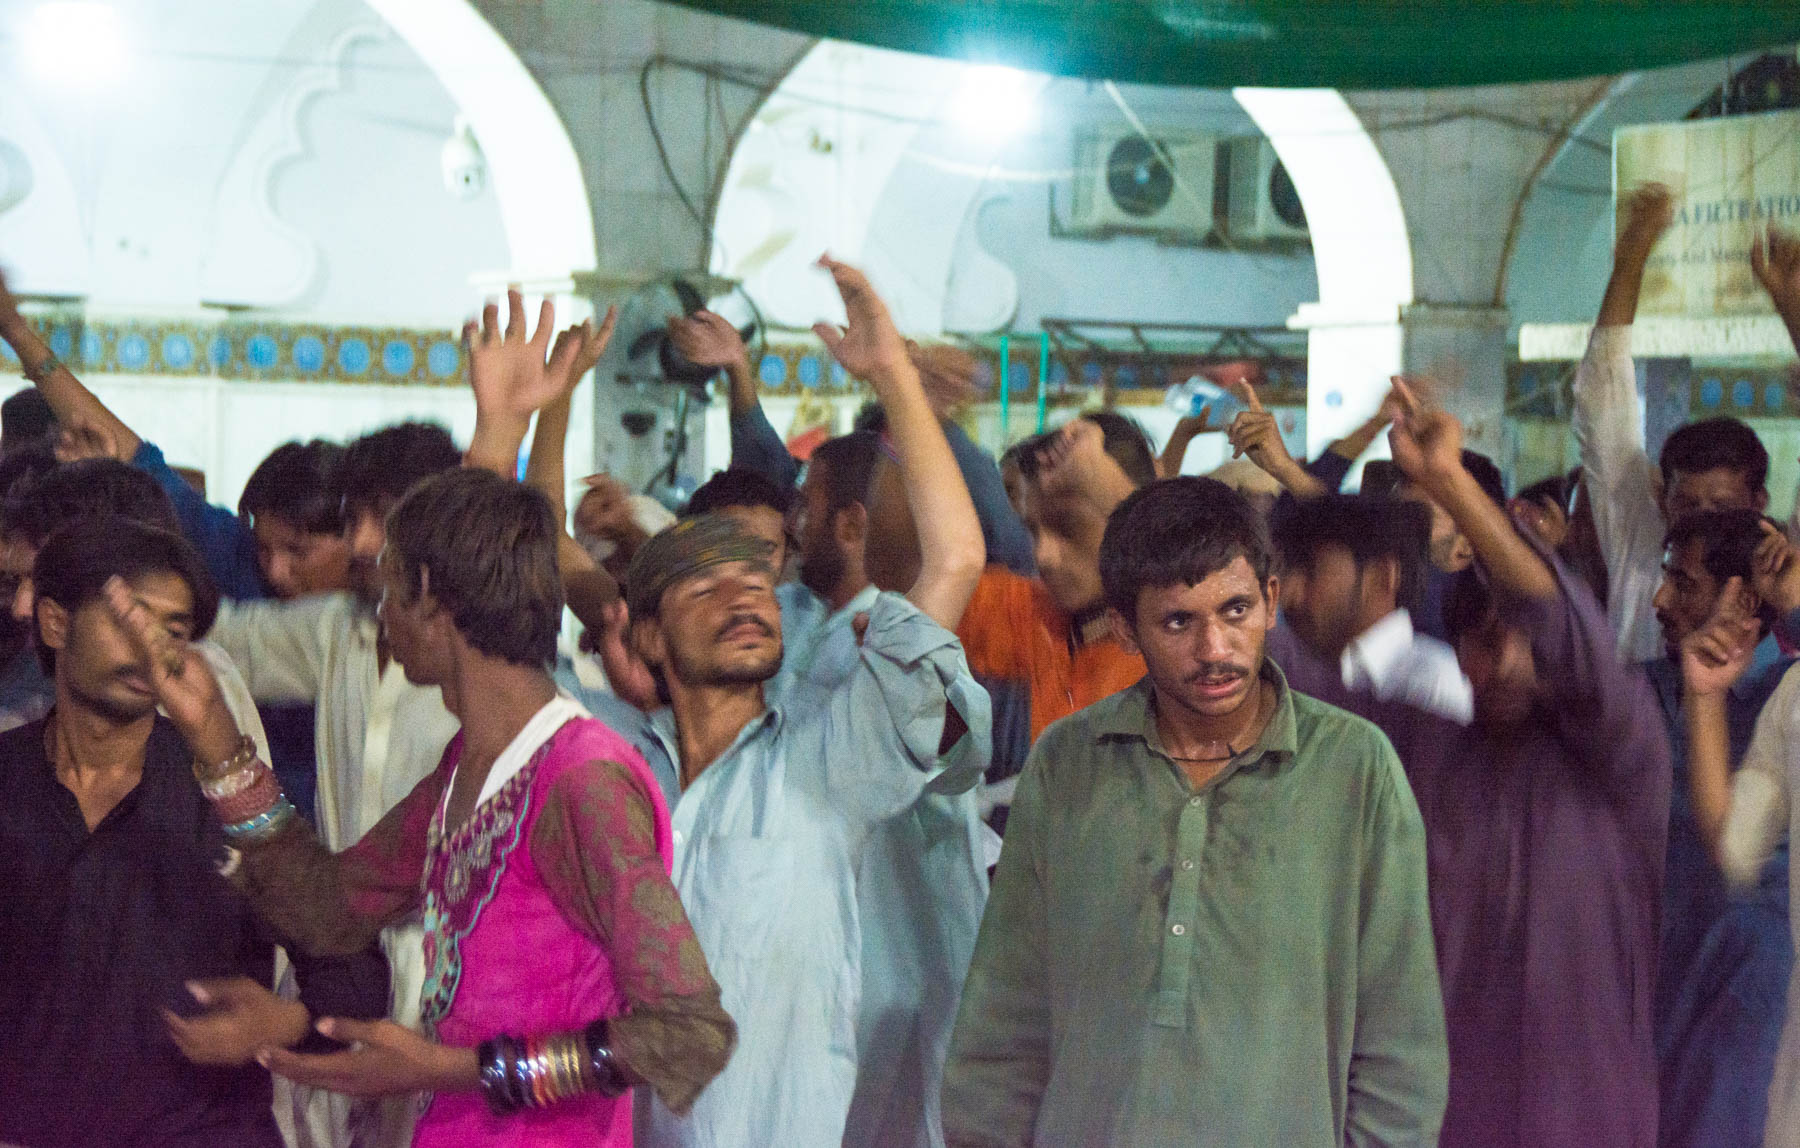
[1234,88,1413,459]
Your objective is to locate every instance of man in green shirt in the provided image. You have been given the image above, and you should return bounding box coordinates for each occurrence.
[941,476,1447,1147]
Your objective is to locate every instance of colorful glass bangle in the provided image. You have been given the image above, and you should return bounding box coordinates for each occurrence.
[223,797,296,841]
[200,761,266,801]
[195,735,259,783]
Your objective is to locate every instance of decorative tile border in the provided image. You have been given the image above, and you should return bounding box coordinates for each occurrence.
[1507,360,1800,419]
[0,313,466,386]
[751,339,1309,404]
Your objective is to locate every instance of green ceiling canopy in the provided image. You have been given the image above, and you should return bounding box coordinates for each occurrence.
[660,1,1800,89]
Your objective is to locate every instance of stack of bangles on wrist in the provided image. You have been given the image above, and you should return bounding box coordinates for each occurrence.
[476,1021,627,1115]
[197,736,296,840]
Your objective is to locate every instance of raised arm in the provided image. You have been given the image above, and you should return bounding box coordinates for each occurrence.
[670,311,799,491]
[814,256,984,628]
[1159,410,1217,477]
[1753,225,1800,359]
[526,309,617,529]
[1680,579,1763,867]
[1572,186,1673,596]
[0,269,139,460]
[1388,378,1555,601]
[104,579,432,954]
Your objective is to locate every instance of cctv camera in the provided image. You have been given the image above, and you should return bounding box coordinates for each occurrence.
[440,119,486,201]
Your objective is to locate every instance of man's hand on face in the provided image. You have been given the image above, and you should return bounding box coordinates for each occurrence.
[1681,575,1761,699]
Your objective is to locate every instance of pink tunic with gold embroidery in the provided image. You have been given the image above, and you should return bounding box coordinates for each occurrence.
[413,717,673,1148]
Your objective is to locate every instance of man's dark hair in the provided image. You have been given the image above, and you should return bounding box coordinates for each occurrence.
[1100,476,1272,619]
[808,431,882,516]
[683,468,794,519]
[385,468,562,668]
[1,389,56,454]
[1516,474,1571,514]
[1461,450,1507,507]
[1664,508,1778,594]
[1360,459,1401,497]
[1,458,178,549]
[1660,417,1769,494]
[1270,494,1431,615]
[239,440,346,536]
[33,516,220,673]
[338,422,461,522]
[1441,567,1494,646]
[0,445,55,506]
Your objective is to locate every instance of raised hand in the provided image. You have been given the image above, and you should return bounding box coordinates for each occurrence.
[1385,375,1465,491]
[102,576,241,766]
[465,288,589,421]
[1752,518,1800,616]
[0,267,21,327]
[1225,380,1296,473]
[1618,182,1675,256]
[573,474,642,549]
[812,255,910,386]
[666,310,748,371]
[547,306,619,399]
[1681,576,1762,699]
[259,1017,475,1097]
[1752,226,1800,312]
[166,977,310,1067]
[54,419,126,464]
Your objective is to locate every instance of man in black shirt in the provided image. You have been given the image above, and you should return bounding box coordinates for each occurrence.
[0,517,386,1148]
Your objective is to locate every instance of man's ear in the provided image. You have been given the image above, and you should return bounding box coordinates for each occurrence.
[1756,487,1771,514]
[36,597,69,660]
[631,614,668,672]
[1262,574,1281,630]
[836,502,869,547]
[1109,606,1141,657]
[1363,558,1401,609]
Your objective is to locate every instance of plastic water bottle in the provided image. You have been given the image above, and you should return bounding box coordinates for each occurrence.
[1164,376,1244,422]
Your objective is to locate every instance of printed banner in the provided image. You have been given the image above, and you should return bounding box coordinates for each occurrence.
[1615,109,1800,317]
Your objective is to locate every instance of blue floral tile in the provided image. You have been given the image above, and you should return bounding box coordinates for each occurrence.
[426,340,459,379]
[162,333,195,370]
[246,334,280,371]
[337,338,371,376]
[292,335,325,373]
[382,340,415,377]
[117,333,151,371]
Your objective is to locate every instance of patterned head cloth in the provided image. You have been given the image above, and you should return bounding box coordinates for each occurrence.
[625,512,776,621]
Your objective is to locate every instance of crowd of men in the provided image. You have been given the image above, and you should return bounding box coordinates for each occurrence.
[5,186,1800,1148]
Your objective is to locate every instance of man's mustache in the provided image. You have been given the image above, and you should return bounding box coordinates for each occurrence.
[715,613,776,642]
[1184,661,1251,683]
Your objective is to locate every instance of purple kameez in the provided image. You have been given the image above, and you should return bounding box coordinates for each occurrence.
[1271,544,1669,1148]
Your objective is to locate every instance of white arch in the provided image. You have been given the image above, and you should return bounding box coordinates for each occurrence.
[364,0,596,281]
[1234,88,1413,456]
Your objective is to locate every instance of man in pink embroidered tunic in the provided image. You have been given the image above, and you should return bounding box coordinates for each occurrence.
[109,317,737,1147]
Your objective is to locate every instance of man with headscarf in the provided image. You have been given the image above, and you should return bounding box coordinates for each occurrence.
[624,257,990,1148]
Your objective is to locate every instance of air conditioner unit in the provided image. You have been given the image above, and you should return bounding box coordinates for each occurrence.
[1222,137,1308,244]
[1067,129,1216,240]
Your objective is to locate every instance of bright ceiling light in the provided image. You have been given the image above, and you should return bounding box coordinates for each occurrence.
[951,64,1038,140]
[24,3,127,91]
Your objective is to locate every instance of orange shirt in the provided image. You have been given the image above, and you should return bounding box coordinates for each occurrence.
[956,566,1146,744]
